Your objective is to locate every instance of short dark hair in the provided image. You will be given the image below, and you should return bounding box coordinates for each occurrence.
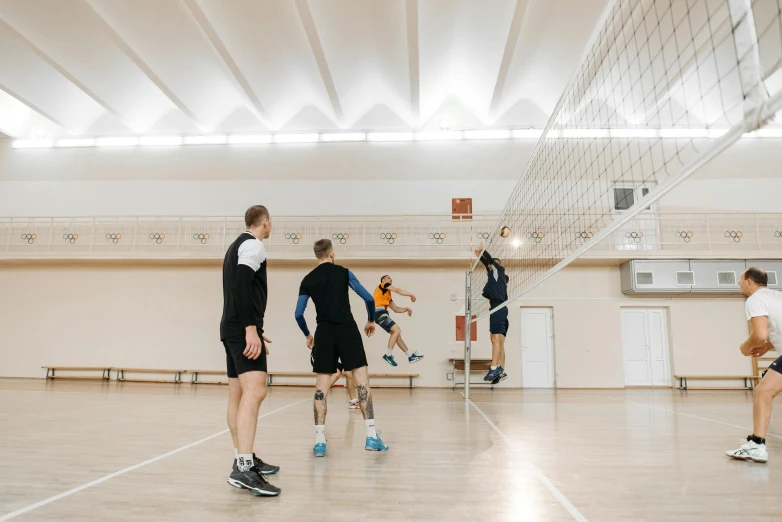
[245,205,270,228]
[314,239,333,259]
[744,267,768,286]
[381,275,390,282]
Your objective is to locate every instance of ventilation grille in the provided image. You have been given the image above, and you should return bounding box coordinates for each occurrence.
[717,271,737,285]
[769,272,778,286]
[636,272,654,285]
[676,271,695,285]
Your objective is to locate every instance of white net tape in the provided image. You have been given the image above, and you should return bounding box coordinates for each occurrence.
[470,0,782,318]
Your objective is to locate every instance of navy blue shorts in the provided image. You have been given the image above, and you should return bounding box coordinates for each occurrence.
[375,307,397,334]
[489,308,509,336]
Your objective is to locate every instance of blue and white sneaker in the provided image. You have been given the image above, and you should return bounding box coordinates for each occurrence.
[484,366,503,382]
[382,354,398,367]
[408,352,424,364]
[365,432,389,452]
[313,442,326,457]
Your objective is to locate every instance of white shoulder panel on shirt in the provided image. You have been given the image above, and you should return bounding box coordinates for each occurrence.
[238,238,266,272]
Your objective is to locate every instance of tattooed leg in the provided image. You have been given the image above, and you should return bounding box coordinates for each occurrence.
[351,366,374,420]
[314,374,333,425]
[356,384,375,420]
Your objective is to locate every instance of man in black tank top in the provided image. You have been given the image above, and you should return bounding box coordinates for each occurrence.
[295,239,390,457]
[221,205,280,497]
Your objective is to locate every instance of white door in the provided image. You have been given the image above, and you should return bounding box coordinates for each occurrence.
[521,308,555,388]
[621,308,670,386]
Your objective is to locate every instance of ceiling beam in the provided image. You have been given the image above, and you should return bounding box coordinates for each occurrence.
[0,16,133,131]
[84,0,208,130]
[0,82,68,130]
[182,0,271,128]
[405,0,420,124]
[294,0,344,125]
[488,0,529,119]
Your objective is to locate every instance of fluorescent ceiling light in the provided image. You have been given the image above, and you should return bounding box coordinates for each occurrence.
[414,131,463,141]
[659,128,709,138]
[184,135,227,145]
[562,129,610,138]
[139,136,182,146]
[463,130,511,140]
[321,133,366,142]
[228,134,272,144]
[744,128,782,138]
[707,129,728,138]
[96,137,139,147]
[609,129,659,138]
[367,132,415,142]
[512,129,543,139]
[56,138,95,148]
[12,139,53,149]
[274,133,319,144]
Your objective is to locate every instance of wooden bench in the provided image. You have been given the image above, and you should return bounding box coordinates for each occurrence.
[188,370,227,385]
[675,375,759,391]
[43,366,112,381]
[267,371,418,389]
[116,368,186,384]
[448,358,497,389]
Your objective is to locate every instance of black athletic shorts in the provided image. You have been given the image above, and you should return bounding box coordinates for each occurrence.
[489,307,509,336]
[223,337,267,378]
[763,354,782,378]
[312,323,367,374]
[311,350,344,373]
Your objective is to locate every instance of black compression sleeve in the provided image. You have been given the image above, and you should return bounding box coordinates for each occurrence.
[234,264,256,328]
[480,250,493,268]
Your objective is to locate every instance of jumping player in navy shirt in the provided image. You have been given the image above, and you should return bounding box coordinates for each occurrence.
[475,243,510,383]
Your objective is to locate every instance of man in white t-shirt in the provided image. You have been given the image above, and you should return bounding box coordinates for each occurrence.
[726,267,782,464]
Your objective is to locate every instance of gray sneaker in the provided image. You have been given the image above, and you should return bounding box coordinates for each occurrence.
[227,467,281,496]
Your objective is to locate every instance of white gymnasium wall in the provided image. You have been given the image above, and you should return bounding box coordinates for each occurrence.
[1,137,782,216]
[0,180,516,217]
[0,261,751,388]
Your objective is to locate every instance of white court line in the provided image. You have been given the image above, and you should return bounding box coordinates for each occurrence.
[0,399,307,522]
[606,397,782,440]
[462,394,588,522]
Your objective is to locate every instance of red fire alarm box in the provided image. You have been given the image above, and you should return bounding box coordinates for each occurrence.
[455,315,477,341]
[452,198,472,220]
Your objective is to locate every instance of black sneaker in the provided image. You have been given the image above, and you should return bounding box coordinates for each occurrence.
[227,467,281,496]
[253,454,280,475]
[491,372,507,385]
[230,454,280,476]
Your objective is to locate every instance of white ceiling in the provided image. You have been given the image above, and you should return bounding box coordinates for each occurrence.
[0,0,609,139]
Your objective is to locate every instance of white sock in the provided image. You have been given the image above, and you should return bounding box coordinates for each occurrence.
[490,365,498,370]
[237,453,254,472]
[234,448,238,459]
[365,419,377,438]
[315,425,326,444]
[386,348,394,357]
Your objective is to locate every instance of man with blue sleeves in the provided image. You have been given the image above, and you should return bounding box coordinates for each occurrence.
[475,243,510,383]
[295,238,389,457]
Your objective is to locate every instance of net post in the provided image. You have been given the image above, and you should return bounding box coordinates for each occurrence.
[464,270,472,400]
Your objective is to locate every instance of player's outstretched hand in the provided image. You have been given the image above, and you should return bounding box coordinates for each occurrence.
[474,242,484,258]
[406,308,413,317]
[410,294,417,303]
[364,322,375,337]
[306,334,315,349]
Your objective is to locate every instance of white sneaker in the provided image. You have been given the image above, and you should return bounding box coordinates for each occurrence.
[348,399,360,410]
[725,439,768,463]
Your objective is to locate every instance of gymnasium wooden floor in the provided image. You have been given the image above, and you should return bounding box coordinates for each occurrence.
[1,379,781,521]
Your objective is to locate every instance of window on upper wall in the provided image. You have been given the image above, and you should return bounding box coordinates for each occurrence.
[613,184,655,212]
